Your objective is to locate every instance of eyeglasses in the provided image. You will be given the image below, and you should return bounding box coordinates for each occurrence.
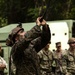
[68,42,75,44]
[57,46,61,48]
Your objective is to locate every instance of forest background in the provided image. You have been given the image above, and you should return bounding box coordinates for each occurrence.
[0,0,75,27]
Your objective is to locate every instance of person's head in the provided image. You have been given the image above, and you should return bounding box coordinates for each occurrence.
[56,42,61,51]
[68,38,75,49]
[6,23,25,46]
[12,27,25,42]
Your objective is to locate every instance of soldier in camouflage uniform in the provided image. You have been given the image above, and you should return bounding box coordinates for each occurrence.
[62,38,75,75]
[6,17,51,75]
[38,41,53,75]
[52,42,66,75]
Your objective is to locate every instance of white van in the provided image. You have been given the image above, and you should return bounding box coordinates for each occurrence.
[47,22,69,51]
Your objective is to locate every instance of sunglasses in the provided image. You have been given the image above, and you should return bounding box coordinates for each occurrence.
[57,46,61,47]
[68,42,75,44]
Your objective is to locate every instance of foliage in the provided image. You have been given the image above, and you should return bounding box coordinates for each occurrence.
[27,8,39,21]
[0,0,75,26]
[0,17,7,27]
[0,0,7,27]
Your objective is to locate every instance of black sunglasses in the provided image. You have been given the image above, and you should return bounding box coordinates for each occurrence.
[57,46,61,47]
[68,42,75,44]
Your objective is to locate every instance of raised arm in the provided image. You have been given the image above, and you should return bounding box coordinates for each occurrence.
[24,25,42,40]
[11,17,51,54]
[30,23,51,52]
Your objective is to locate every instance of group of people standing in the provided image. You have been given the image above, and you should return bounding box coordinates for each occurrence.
[6,17,75,75]
[38,37,75,75]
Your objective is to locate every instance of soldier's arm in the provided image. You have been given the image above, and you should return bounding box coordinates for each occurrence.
[12,18,51,53]
[24,17,43,40]
[25,25,42,40]
[62,54,68,74]
[24,17,50,41]
[11,26,42,55]
[30,24,51,52]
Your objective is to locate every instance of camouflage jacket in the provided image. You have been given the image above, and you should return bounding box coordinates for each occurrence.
[38,49,53,74]
[62,49,75,74]
[52,50,66,74]
[10,25,51,75]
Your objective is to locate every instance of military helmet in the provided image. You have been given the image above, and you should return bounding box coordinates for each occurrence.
[68,38,75,44]
[11,26,24,39]
[6,23,24,46]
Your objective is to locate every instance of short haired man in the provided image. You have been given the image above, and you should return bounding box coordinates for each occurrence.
[52,42,66,75]
[38,41,53,75]
[62,38,75,75]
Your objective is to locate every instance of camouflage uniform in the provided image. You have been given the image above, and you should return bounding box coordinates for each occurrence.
[62,49,75,75]
[7,24,51,75]
[52,49,66,75]
[62,38,75,75]
[38,49,53,75]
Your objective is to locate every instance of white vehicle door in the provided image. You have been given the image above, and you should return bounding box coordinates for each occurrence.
[47,22,69,51]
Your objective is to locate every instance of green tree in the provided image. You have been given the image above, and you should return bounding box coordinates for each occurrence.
[0,0,75,26]
[0,0,8,27]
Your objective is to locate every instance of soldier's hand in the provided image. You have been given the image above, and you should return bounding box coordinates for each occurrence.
[36,17,46,26]
[36,17,42,26]
[41,19,46,26]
